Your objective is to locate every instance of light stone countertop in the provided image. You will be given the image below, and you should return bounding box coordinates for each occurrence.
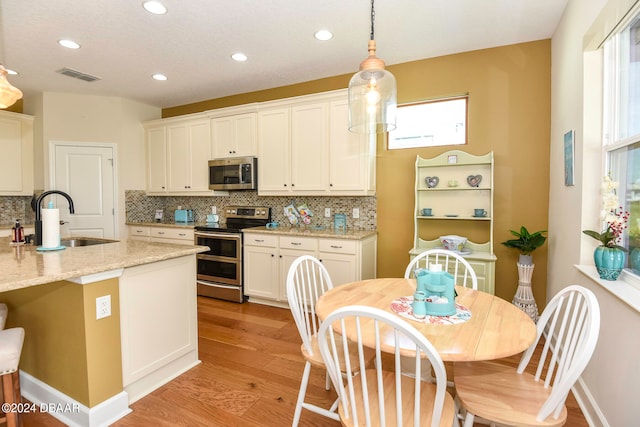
[242,226,377,240]
[0,237,208,293]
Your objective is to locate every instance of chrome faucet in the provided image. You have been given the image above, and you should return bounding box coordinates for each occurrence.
[34,190,75,246]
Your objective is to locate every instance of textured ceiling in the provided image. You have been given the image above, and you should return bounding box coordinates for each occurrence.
[0,0,567,109]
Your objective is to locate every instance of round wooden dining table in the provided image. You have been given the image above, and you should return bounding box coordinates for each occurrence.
[316,278,537,362]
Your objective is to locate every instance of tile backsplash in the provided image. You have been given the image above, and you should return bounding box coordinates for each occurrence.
[0,196,35,227]
[125,190,377,230]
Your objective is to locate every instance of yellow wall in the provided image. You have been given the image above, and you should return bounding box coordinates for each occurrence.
[3,278,123,407]
[166,40,551,303]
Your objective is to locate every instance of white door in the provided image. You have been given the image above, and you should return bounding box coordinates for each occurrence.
[51,142,116,238]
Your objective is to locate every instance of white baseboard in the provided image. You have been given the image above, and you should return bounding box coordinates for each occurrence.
[125,349,200,404]
[572,377,609,427]
[20,370,131,427]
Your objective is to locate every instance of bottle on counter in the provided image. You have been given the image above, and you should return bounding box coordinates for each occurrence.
[11,219,24,243]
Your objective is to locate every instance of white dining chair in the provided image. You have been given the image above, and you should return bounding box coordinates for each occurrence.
[286,255,340,426]
[318,305,456,427]
[453,285,600,427]
[0,303,7,330]
[0,327,25,427]
[404,249,478,290]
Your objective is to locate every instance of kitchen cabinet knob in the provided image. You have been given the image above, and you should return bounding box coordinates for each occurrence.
[291,183,295,187]
[329,183,333,187]
[283,184,287,187]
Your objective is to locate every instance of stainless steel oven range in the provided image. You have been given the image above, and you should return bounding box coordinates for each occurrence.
[194,206,270,303]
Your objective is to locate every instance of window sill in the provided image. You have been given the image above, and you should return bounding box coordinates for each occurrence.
[575,265,640,313]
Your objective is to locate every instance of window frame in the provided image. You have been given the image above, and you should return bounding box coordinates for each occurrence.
[386,95,468,150]
[602,11,640,281]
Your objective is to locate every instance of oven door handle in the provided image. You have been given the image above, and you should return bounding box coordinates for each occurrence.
[195,231,241,240]
[197,280,240,290]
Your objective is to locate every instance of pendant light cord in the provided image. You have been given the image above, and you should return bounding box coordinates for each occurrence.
[370,0,375,41]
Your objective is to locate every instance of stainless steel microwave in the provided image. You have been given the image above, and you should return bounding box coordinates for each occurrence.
[208,156,257,191]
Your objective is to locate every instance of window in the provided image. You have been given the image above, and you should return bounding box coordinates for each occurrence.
[603,12,640,274]
[387,96,468,149]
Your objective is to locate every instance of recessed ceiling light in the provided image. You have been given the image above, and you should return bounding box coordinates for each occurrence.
[231,53,248,62]
[143,1,167,15]
[152,73,167,81]
[58,39,80,49]
[314,30,333,41]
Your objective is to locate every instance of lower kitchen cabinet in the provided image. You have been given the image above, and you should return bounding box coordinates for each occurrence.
[119,255,199,403]
[128,225,194,245]
[243,231,377,307]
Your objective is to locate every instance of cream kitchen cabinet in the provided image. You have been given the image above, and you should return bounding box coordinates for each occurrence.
[128,225,151,242]
[210,109,257,158]
[257,90,375,196]
[128,225,194,245]
[243,231,377,307]
[0,111,34,196]
[145,125,167,193]
[257,107,290,193]
[243,233,279,300]
[327,99,375,194]
[144,114,218,196]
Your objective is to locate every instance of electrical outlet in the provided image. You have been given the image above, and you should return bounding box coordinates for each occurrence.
[96,295,111,320]
[353,208,360,219]
[324,208,331,218]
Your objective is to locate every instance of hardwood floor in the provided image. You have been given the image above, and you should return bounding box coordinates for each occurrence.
[21,297,589,426]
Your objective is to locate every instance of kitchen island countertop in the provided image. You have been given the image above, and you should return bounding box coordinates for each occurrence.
[242,226,377,240]
[0,237,207,293]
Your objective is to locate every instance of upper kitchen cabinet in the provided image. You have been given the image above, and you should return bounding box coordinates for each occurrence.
[328,99,376,194]
[257,102,327,193]
[0,111,34,196]
[209,104,258,159]
[144,114,214,196]
[257,89,375,196]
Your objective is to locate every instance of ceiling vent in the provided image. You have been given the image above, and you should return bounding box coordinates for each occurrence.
[56,68,101,82]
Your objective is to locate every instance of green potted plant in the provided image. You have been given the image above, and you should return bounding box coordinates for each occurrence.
[502,226,547,322]
[501,226,547,266]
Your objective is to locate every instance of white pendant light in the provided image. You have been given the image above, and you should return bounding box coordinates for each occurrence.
[0,65,22,109]
[348,0,397,134]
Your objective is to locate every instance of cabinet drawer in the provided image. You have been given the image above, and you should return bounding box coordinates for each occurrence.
[319,238,357,254]
[150,227,194,241]
[244,233,278,247]
[129,226,150,237]
[279,236,317,251]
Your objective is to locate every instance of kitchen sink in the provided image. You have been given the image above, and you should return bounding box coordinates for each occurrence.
[60,238,119,247]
